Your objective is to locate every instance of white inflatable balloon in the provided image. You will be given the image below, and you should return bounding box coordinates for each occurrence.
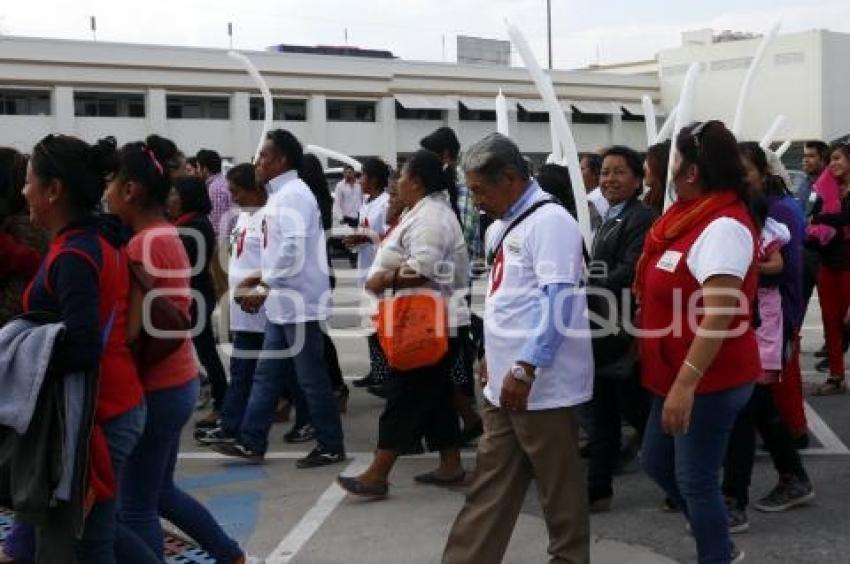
[732,19,782,138]
[759,115,787,149]
[642,95,658,147]
[306,145,362,172]
[228,51,273,163]
[775,139,792,158]
[664,63,702,211]
[496,89,510,137]
[654,105,680,144]
[506,20,591,249]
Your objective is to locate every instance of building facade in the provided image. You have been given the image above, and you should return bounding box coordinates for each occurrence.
[0,36,662,167]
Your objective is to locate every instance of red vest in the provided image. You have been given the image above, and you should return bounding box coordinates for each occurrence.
[639,202,761,396]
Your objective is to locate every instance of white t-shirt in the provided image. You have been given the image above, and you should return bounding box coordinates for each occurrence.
[228,210,268,333]
[686,217,754,284]
[483,185,594,411]
[333,180,363,220]
[355,191,390,287]
[587,186,610,219]
[261,171,331,324]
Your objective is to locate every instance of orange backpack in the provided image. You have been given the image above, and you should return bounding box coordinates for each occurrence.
[373,289,449,371]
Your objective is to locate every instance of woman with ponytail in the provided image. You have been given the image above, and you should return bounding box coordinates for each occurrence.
[337,149,470,499]
[15,134,148,562]
[103,137,246,563]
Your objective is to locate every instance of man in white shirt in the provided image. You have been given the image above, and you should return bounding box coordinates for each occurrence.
[443,133,592,564]
[333,165,363,228]
[343,158,391,286]
[215,129,346,468]
[581,153,609,228]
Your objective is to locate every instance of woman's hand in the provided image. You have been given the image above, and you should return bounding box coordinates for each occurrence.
[365,270,394,295]
[662,379,697,434]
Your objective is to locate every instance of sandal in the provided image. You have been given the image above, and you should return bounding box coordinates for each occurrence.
[414,470,467,486]
[814,377,846,396]
[337,476,389,500]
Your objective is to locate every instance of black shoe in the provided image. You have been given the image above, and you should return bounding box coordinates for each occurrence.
[579,443,591,459]
[815,358,830,373]
[367,384,388,399]
[588,488,613,513]
[814,345,828,359]
[284,424,316,444]
[212,442,264,464]
[296,446,346,469]
[337,476,388,499]
[196,426,236,446]
[352,373,378,388]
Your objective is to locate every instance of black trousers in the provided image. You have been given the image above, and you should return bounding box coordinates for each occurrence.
[191,302,228,412]
[377,337,461,453]
[587,373,650,498]
[323,331,344,390]
[723,384,808,508]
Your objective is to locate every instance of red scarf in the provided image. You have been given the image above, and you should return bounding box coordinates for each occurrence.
[633,191,741,302]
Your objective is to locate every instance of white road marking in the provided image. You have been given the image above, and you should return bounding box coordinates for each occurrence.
[804,401,850,454]
[177,451,478,461]
[264,457,369,563]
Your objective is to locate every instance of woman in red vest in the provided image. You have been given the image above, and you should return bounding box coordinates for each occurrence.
[636,121,759,564]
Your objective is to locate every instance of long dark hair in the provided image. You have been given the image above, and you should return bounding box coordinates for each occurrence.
[172,175,212,215]
[644,140,670,215]
[675,120,748,203]
[31,134,115,215]
[300,154,333,230]
[0,148,28,221]
[409,149,460,219]
[738,141,792,198]
[536,163,577,219]
[98,136,174,210]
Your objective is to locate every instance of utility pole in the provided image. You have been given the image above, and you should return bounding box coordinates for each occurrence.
[90,16,97,42]
[228,22,233,49]
[547,0,552,69]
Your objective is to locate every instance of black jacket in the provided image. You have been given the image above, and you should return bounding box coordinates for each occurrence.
[178,214,217,316]
[587,197,656,372]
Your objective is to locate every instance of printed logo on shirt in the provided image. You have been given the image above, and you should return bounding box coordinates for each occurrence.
[505,239,521,255]
[489,248,505,296]
[656,250,683,273]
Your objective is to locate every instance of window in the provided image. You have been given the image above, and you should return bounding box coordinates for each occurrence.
[395,102,443,121]
[0,89,51,116]
[74,92,145,118]
[327,100,376,122]
[459,104,495,122]
[167,95,230,119]
[250,98,307,121]
[570,110,608,125]
[517,106,549,123]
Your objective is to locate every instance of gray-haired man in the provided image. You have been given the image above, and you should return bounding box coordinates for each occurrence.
[442,134,593,564]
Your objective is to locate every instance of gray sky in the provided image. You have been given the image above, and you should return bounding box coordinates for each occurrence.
[2,0,849,68]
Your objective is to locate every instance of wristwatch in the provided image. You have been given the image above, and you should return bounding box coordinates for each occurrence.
[510,363,535,385]
[255,281,270,297]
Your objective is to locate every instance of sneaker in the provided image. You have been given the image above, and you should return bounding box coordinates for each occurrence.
[212,442,264,464]
[284,424,316,444]
[754,475,815,512]
[726,500,750,534]
[194,411,220,430]
[813,345,828,359]
[731,543,745,563]
[814,358,830,373]
[296,446,346,469]
[196,426,237,447]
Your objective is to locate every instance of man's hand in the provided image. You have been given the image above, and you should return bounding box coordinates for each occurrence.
[236,276,267,314]
[365,270,394,295]
[342,233,372,248]
[499,363,534,412]
[477,358,488,387]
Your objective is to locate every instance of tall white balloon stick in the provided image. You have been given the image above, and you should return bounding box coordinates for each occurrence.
[642,95,658,147]
[654,104,679,144]
[732,19,782,138]
[306,145,362,172]
[496,89,510,137]
[228,51,272,163]
[775,139,792,158]
[759,115,787,149]
[506,20,591,249]
[664,63,702,212]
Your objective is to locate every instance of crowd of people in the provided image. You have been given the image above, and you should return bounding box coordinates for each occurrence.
[0,118,848,564]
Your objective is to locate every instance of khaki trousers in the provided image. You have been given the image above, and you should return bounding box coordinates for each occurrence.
[443,403,589,564]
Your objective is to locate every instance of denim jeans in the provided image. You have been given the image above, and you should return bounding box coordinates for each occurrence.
[119,378,241,563]
[75,402,148,563]
[641,384,753,564]
[221,331,265,437]
[240,321,344,454]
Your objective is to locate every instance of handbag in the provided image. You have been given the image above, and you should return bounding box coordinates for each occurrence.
[128,260,191,370]
[373,272,449,371]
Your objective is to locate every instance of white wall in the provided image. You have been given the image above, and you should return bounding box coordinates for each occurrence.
[0,116,54,152]
[822,32,850,141]
[659,31,824,142]
[396,119,447,155]
[167,120,234,159]
[75,117,150,146]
